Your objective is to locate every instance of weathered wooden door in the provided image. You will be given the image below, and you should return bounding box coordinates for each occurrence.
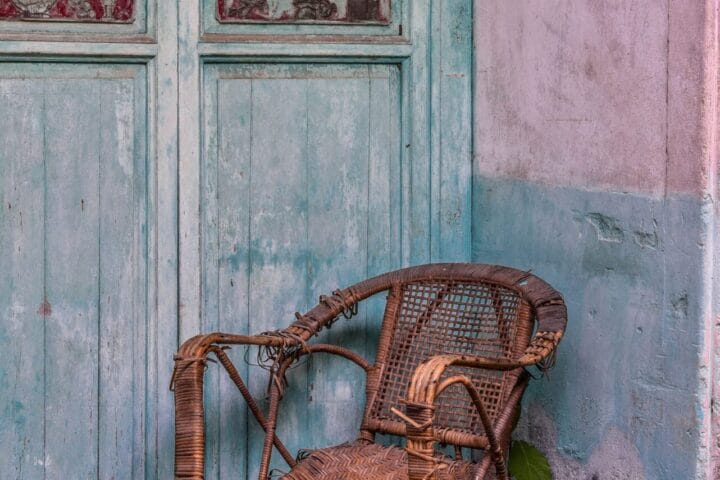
[0,1,471,478]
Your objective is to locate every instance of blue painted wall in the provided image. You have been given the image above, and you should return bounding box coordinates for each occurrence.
[473,179,710,478]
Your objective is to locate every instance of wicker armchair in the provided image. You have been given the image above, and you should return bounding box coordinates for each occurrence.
[172,263,566,480]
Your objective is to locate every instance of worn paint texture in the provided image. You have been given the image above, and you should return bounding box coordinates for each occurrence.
[0,64,151,479]
[189,1,473,477]
[0,0,134,22]
[474,1,719,478]
[217,0,389,23]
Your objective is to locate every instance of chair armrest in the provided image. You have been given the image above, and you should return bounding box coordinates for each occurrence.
[172,284,369,369]
[172,333,283,479]
[397,328,562,480]
[398,357,526,480]
[172,331,373,480]
[401,329,564,382]
[516,330,564,368]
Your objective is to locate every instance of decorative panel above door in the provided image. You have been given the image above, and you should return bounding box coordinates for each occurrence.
[217,0,390,24]
[204,0,402,37]
[0,0,149,37]
[0,0,134,22]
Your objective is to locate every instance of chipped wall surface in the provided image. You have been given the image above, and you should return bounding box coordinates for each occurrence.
[473,180,709,479]
[474,1,719,479]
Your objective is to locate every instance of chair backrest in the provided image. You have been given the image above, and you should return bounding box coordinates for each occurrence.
[359,271,535,448]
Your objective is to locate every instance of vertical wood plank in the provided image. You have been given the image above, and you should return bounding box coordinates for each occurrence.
[435,0,473,261]
[216,77,252,478]
[201,72,254,480]
[97,78,144,480]
[408,0,432,265]
[305,65,370,448]
[0,80,45,480]
[154,0,180,475]
[178,0,203,341]
[366,64,402,354]
[130,67,150,480]
[246,67,310,478]
[201,68,222,480]
[44,78,101,479]
[429,0,443,263]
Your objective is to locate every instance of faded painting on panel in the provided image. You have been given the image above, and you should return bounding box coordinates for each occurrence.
[0,0,134,22]
[218,0,390,23]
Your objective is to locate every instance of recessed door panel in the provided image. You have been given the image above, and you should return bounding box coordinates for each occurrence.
[0,63,151,479]
[200,62,401,477]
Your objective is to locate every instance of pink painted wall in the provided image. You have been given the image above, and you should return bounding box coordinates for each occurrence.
[475,0,716,198]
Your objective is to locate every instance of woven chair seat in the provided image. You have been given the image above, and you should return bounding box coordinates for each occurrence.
[281,442,477,480]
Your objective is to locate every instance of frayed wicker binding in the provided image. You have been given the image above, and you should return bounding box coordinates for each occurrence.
[173,263,567,480]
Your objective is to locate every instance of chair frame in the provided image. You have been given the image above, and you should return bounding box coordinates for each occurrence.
[172,263,566,480]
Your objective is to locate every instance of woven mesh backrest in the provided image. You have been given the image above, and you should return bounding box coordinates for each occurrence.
[367,280,532,441]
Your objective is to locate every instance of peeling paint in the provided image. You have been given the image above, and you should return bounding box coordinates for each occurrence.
[671,293,689,319]
[37,301,51,317]
[473,177,706,479]
[585,213,624,243]
[0,0,135,22]
[633,230,658,249]
[517,406,647,479]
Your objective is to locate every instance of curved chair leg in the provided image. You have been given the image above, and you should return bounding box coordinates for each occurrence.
[473,455,493,480]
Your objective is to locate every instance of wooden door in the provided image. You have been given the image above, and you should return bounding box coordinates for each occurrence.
[0,4,177,478]
[0,1,472,478]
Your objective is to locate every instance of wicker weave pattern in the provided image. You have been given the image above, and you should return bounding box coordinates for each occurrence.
[281,442,476,480]
[368,282,527,435]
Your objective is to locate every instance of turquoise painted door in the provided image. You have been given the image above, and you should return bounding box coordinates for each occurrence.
[0,5,177,479]
[0,1,472,478]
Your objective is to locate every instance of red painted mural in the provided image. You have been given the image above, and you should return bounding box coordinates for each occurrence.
[218,0,389,23]
[0,0,134,22]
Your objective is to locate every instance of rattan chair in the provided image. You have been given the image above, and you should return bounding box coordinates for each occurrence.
[172,263,566,480]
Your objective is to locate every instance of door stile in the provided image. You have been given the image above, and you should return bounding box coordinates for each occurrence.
[153,0,180,476]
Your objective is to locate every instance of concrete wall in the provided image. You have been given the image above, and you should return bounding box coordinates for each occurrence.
[473,1,719,478]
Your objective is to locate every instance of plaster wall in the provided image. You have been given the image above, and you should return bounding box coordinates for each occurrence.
[473,1,719,478]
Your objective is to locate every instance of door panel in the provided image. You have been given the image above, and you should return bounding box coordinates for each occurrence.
[200,63,401,477]
[0,63,150,479]
[0,0,472,477]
